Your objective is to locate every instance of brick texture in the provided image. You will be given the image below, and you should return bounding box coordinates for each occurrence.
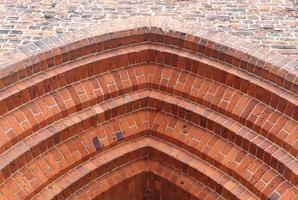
[0,0,298,58]
[0,17,297,200]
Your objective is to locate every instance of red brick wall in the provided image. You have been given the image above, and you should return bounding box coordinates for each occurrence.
[94,172,208,200]
[95,173,145,200]
[0,17,296,200]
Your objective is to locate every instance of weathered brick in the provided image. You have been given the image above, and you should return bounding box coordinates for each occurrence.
[0,17,296,200]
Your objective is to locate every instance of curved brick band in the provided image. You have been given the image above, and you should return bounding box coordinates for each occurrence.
[0,17,297,200]
[0,108,296,200]
[67,160,224,200]
[1,47,297,119]
[33,137,257,200]
[0,91,296,187]
[0,17,297,92]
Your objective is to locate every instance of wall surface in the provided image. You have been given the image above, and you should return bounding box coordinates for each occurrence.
[93,172,200,200]
[0,2,297,200]
[0,0,298,57]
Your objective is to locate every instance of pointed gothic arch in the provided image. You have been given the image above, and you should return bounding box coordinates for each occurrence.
[0,17,297,200]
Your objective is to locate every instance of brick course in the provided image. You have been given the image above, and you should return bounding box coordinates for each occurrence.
[0,17,297,200]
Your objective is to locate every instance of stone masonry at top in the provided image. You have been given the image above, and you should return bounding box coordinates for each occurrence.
[0,0,298,58]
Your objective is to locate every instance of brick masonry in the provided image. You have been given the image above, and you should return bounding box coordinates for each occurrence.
[0,0,298,58]
[0,16,297,200]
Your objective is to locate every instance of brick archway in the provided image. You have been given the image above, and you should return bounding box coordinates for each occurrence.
[0,17,297,200]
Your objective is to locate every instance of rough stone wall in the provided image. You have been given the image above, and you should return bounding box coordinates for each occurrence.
[0,0,298,57]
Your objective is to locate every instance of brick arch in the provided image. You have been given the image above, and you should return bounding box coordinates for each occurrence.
[0,17,297,200]
[0,109,297,200]
[1,64,297,157]
[66,159,225,200]
[63,161,224,200]
[32,137,257,200]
